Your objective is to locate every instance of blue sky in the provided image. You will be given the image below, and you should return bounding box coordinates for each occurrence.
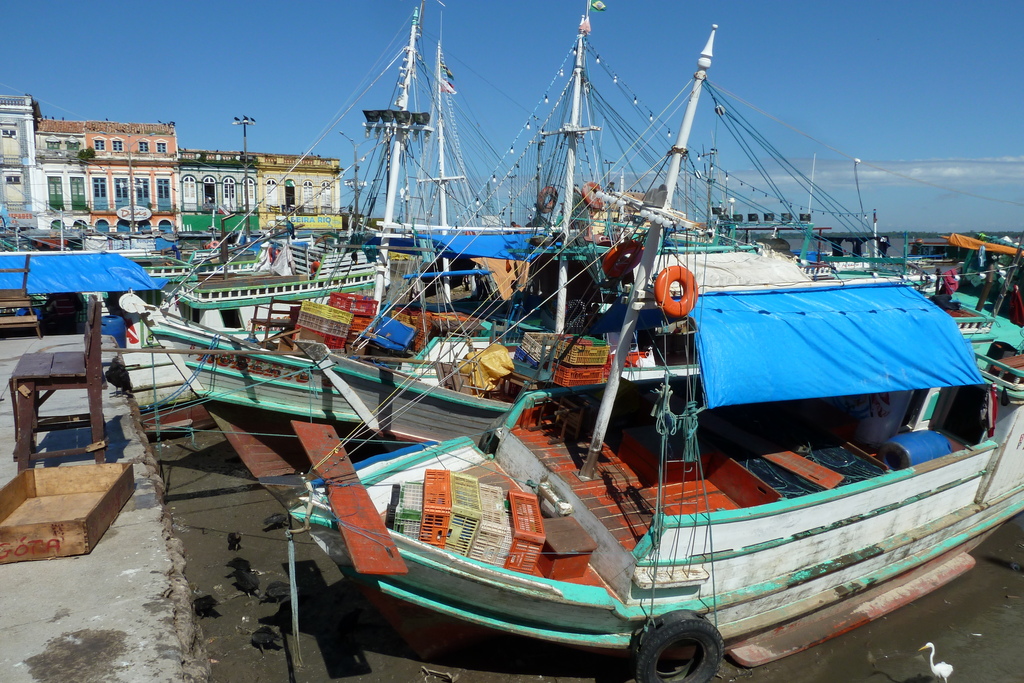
[6,0,1024,233]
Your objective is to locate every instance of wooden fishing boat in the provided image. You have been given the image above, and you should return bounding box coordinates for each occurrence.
[257,19,1024,683]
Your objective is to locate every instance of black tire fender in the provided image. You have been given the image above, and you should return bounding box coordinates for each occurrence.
[632,610,724,683]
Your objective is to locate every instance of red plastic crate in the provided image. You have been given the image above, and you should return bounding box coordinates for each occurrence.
[321,333,346,350]
[329,292,379,317]
[419,469,452,549]
[504,490,545,573]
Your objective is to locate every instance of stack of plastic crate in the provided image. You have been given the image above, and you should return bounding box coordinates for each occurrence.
[419,469,452,548]
[329,293,378,347]
[296,301,354,350]
[514,332,561,368]
[392,481,423,539]
[505,490,546,574]
[446,473,483,556]
[550,336,611,387]
[468,483,513,566]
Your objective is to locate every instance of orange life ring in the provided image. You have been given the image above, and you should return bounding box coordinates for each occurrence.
[206,240,220,249]
[602,239,644,279]
[654,265,699,318]
[581,182,604,210]
[536,186,558,214]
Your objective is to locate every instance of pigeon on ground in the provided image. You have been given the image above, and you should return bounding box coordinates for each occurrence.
[105,355,133,396]
[233,567,260,597]
[227,532,242,551]
[225,556,250,572]
[261,580,291,603]
[251,625,281,654]
[192,595,219,618]
[262,512,288,531]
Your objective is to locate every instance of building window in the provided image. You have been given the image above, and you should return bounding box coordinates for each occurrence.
[265,179,278,207]
[302,180,314,209]
[114,177,130,208]
[66,140,80,151]
[223,177,236,211]
[202,176,217,208]
[5,175,20,184]
[1,129,16,138]
[135,178,150,207]
[182,176,197,208]
[112,139,124,152]
[93,177,108,210]
[46,140,61,150]
[94,139,106,151]
[156,141,167,154]
[70,177,87,210]
[243,177,255,208]
[138,140,149,153]
[320,181,332,212]
[47,177,64,210]
[157,178,171,210]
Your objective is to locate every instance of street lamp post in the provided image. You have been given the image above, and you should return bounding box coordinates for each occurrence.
[233,116,256,238]
[339,132,362,232]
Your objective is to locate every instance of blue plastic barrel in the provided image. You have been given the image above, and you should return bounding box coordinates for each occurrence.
[101,315,127,348]
[878,431,953,470]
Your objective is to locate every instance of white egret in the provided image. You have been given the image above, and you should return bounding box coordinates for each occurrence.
[919,642,953,682]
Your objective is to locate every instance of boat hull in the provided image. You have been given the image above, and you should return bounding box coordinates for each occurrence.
[144,314,511,443]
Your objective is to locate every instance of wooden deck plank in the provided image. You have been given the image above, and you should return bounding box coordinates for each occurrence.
[291,421,407,576]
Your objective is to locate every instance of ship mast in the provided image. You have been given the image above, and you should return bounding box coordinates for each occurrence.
[543,18,600,333]
[374,4,423,301]
[580,24,717,480]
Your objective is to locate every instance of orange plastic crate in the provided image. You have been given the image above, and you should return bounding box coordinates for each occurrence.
[419,470,452,548]
[321,333,346,350]
[551,360,611,387]
[504,490,545,573]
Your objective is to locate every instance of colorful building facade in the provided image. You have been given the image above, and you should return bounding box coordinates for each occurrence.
[0,96,41,229]
[83,122,178,232]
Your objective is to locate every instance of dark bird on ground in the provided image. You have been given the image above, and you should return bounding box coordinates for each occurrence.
[337,607,363,635]
[261,580,291,603]
[105,356,133,396]
[262,512,288,531]
[233,567,260,597]
[227,532,242,551]
[251,625,281,654]
[225,556,250,572]
[192,595,219,618]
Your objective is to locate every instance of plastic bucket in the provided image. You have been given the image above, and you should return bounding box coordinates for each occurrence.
[877,431,953,470]
[101,315,127,348]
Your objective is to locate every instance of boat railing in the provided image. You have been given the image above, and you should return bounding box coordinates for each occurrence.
[977,350,1024,401]
[945,307,994,337]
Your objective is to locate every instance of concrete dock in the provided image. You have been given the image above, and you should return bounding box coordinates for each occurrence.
[0,331,206,683]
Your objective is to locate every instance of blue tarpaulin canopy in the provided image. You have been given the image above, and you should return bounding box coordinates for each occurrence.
[694,283,984,409]
[0,253,167,294]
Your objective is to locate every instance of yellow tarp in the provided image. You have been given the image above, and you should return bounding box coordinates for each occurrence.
[459,343,514,393]
[944,233,1020,256]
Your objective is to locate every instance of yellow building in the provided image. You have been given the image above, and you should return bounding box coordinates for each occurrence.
[253,153,342,231]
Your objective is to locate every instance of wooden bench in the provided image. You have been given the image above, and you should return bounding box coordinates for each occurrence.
[0,255,41,338]
[10,296,106,472]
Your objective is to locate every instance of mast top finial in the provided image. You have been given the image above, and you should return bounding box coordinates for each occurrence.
[698,24,717,71]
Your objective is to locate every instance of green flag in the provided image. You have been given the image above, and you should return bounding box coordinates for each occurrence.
[591,1,607,10]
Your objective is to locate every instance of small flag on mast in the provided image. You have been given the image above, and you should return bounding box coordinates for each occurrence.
[591,1,607,11]
[441,61,457,94]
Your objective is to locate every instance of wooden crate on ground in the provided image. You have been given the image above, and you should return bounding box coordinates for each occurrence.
[0,463,134,563]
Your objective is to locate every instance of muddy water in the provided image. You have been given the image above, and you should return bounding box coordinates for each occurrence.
[162,431,1024,683]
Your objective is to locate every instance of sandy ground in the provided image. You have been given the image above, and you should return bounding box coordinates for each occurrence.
[160,429,1024,683]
